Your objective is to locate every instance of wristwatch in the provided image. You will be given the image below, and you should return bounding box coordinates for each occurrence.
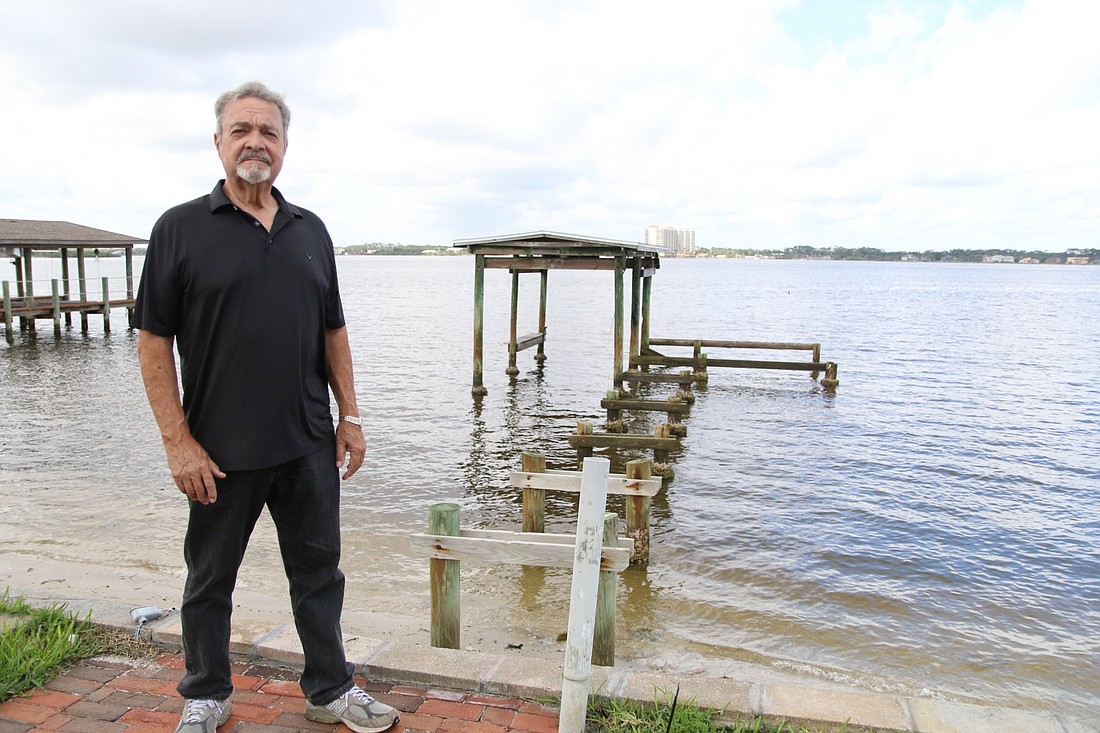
[338,414,362,427]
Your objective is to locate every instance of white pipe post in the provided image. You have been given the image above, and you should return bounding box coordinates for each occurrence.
[558,456,611,733]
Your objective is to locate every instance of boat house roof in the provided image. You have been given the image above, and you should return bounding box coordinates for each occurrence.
[453,230,664,259]
[1,219,146,254]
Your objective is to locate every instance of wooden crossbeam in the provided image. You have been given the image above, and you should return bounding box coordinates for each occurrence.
[600,398,690,414]
[568,433,680,450]
[411,529,634,572]
[649,338,819,351]
[510,470,662,497]
[631,355,829,371]
[619,370,694,386]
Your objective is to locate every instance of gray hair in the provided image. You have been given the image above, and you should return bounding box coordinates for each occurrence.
[214,81,291,139]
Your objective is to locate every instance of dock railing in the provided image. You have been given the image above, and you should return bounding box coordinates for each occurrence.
[634,338,838,390]
[2,277,136,342]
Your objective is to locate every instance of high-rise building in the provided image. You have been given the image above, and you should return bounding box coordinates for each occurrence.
[645,225,696,256]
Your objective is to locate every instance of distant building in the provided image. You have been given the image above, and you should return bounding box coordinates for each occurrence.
[982,255,1015,263]
[645,225,696,256]
[1045,256,1063,264]
[1019,257,1040,264]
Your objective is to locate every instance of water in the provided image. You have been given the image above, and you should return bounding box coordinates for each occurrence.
[2,255,1098,723]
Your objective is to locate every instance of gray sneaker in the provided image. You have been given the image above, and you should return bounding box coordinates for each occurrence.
[304,686,399,733]
[175,698,231,733]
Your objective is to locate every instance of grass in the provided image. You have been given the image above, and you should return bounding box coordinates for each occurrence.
[581,686,856,733]
[0,588,158,703]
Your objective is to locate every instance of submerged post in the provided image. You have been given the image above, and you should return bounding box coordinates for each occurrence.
[536,270,548,363]
[507,269,520,376]
[429,502,461,649]
[77,249,89,333]
[100,277,110,333]
[559,457,611,733]
[2,282,12,344]
[472,254,488,395]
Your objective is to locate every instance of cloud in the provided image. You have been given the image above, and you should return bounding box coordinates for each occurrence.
[0,0,1096,250]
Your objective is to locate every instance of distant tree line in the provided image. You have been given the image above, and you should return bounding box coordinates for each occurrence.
[342,243,453,255]
[700,246,1099,262]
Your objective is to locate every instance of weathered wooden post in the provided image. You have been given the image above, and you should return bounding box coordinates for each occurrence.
[694,352,708,383]
[592,512,619,667]
[51,279,61,337]
[429,502,461,649]
[521,451,546,533]
[472,254,488,396]
[612,257,624,385]
[101,277,111,333]
[811,343,822,380]
[605,389,625,433]
[77,249,89,333]
[640,272,652,364]
[575,420,594,465]
[653,423,672,464]
[507,269,520,376]
[535,270,548,363]
[629,258,641,360]
[60,250,72,328]
[559,457,611,733]
[822,362,840,392]
[624,459,652,564]
[2,282,13,344]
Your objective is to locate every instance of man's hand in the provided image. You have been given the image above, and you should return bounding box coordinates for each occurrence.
[166,434,226,504]
[335,421,366,480]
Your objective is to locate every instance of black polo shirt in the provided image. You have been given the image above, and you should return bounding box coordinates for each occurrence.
[134,181,346,471]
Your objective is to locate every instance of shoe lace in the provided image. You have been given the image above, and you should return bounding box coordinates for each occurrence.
[184,699,222,723]
[344,687,375,706]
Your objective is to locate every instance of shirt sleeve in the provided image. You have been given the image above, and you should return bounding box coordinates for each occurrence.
[132,213,182,337]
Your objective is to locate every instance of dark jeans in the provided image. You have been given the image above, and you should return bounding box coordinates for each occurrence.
[176,440,354,705]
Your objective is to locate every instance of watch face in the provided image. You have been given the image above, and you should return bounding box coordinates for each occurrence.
[341,415,361,425]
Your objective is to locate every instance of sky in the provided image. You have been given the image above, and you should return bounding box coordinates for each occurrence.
[1,0,1097,252]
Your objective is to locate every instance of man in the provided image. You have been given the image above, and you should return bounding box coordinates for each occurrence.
[134,81,398,733]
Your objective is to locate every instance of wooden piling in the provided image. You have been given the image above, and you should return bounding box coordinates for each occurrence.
[77,250,89,333]
[100,277,111,333]
[653,423,673,463]
[624,459,652,565]
[2,282,12,344]
[429,502,461,650]
[51,279,61,337]
[822,362,840,392]
[593,512,619,667]
[472,254,488,395]
[521,451,546,533]
[507,270,520,376]
[629,259,641,361]
[576,420,594,463]
[535,270,548,363]
[613,257,624,385]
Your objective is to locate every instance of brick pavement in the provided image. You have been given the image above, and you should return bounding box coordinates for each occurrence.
[0,654,561,733]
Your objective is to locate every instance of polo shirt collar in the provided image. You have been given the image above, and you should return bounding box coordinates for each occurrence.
[208,180,303,219]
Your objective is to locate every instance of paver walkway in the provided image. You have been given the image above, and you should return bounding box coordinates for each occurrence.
[0,654,561,733]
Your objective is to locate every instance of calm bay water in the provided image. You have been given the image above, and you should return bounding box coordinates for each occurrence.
[1,255,1098,723]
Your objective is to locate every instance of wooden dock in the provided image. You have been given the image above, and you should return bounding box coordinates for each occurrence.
[1,220,143,343]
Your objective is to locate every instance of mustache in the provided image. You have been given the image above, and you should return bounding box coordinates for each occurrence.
[237,151,273,165]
